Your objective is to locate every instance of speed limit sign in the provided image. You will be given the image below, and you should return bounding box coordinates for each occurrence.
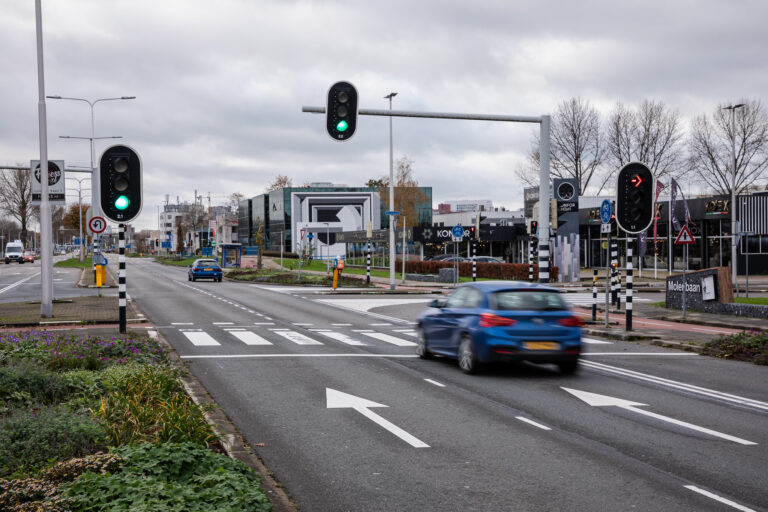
[88,216,107,234]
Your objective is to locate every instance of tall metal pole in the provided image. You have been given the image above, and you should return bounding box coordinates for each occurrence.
[385,92,397,290]
[538,115,551,284]
[725,103,745,294]
[35,0,53,317]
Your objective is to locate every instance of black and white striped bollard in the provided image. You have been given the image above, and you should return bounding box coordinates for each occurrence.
[118,224,126,334]
[528,241,533,282]
[626,243,633,331]
[538,240,549,284]
[592,268,598,322]
[366,241,371,285]
[472,240,477,282]
[611,240,618,305]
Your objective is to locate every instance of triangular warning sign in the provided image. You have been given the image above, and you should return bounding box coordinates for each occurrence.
[674,224,695,245]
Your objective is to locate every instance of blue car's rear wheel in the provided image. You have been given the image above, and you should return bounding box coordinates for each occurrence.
[458,335,479,374]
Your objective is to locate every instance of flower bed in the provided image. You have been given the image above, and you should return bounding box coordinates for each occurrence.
[0,330,272,511]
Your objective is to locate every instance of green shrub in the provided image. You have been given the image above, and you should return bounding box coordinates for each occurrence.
[0,363,73,413]
[702,330,768,365]
[402,260,559,281]
[62,443,272,512]
[0,406,107,477]
[41,453,121,484]
[91,365,217,446]
[0,477,70,511]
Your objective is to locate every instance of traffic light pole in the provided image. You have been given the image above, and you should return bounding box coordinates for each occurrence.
[303,105,552,284]
[118,223,126,334]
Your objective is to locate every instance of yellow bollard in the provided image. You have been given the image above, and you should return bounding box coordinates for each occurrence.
[101,265,107,286]
[332,268,339,290]
[96,265,103,287]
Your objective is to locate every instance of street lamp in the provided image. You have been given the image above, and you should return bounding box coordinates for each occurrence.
[723,103,745,294]
[384,92,398,290]
[66,176,91,262]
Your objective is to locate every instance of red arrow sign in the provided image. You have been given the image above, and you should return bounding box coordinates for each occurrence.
[674,224,695,245]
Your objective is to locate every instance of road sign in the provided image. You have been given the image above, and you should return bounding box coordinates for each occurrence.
[600,199,612,224]
[31,160,66,204]
[674,225,695,245]
[385,210,400,216]
[600,223,611,234]
[451,225,465,238]
[88,216,107,234]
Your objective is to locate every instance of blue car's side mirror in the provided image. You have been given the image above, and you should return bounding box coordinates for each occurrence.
[429,299,446,308]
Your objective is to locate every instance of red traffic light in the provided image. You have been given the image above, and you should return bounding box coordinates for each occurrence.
[630,174,645,188]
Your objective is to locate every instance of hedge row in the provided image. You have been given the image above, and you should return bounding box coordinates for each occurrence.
[261,250,299,259]
[401,260,559,281]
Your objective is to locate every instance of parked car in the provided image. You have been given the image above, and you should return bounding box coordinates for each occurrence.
[188,259,223,282]
[23,251,35,263]
[474,256,504,263]
[440,256,468,262]
[417,281,583,375]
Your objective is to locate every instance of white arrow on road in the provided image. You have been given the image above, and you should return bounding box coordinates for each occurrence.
[562,387,757,446]
[326,388,429,448]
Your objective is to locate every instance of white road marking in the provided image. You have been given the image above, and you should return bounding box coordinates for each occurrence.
[580,360,768,412]
[181,353,419,359]
[293,322,314,326]
[584,352,695,356]
[213,322,234,325]
[274,330,323,345]
[172,322,194,325]
[359,331,417,347]
[313,330,367,346]
[562,387,757,445]
[684,485,755,512]
[582,337,613,344]
[370,323,392,326]
[326,388,429,448]
[332,323,353,326]
[424,379,445,387]
[0,272,40,295]
[182,331,221,346]
[516,416,552,431]
[254,322,275,325]
[229,330,273,346]
[316,298,432,313]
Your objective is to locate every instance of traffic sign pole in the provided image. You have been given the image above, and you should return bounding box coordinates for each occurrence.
[626,241,633,331]
[118,224,126,334]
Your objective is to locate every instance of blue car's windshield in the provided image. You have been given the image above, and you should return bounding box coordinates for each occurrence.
[489,290,568,311]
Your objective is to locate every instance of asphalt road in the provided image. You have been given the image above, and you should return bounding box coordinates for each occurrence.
[0,254,109,304]
[127,259,768,512]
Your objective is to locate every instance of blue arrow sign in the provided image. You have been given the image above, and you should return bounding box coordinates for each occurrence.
[600,200,613,224]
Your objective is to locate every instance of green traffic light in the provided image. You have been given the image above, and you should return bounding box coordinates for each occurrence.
[336,120,349,132]
[114,195,130,210]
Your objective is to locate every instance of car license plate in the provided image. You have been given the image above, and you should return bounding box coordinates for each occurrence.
[524,341,560,351]
[202,269,211,272]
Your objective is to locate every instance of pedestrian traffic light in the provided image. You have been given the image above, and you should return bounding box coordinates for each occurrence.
[616,162,654,234]
[99,145,142,223]
[327,81,358,141]
[529,221,538,236]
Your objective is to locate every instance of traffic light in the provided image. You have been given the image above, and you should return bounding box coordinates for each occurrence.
[529,220,538,236]
[326,81,358,141]
[99,145,142,223]
[616,162,654,234]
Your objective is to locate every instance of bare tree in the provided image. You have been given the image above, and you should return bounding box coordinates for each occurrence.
[266,174,292,192]
[688,99,768,196]
[0,167,34,244]
[606,100,686,182]
[521,97,607,195]
[372,156,431,226]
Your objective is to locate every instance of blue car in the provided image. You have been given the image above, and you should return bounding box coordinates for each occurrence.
[417,281,583,375]
[188,259,223,282]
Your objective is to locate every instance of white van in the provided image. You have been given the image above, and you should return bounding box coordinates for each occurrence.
[4,240,24,264]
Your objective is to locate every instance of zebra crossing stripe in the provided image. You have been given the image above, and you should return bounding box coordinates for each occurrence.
[359,332,417,347]
[313,331,367,346]
[229,331,273,345]
[182,331,221,346]
[274,330,323,345]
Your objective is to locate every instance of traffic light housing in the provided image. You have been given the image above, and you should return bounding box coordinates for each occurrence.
[616,162,654,234]
[326,81,358,141]
[529,220,538,236]
[99,145,142,223]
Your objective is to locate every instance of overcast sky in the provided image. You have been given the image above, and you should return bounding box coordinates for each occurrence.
[2,0,767,230]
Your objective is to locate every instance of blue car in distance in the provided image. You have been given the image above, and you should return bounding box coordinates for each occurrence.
[188,259,223,282]
[417,281,583,375]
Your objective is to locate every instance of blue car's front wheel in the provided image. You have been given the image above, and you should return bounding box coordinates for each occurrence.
[416,327,432,359]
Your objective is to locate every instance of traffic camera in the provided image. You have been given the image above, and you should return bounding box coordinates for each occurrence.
[326,81,358,141]
[99,145,142,223]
